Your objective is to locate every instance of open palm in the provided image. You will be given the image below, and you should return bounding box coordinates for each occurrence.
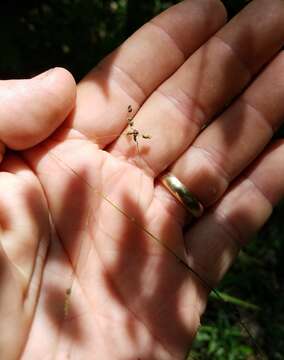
[2,1,284,359]
[22,112,202,360]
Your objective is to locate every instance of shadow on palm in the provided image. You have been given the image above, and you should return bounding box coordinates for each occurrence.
[31,136,204,358]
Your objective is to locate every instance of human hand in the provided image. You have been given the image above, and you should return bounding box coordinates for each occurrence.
[2,0,284,359]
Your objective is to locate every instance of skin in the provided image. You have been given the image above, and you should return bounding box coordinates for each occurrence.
[0,0,284,358]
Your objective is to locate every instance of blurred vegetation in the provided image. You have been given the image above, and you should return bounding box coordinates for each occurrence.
[191,201,284,360]
[0,1,283,359]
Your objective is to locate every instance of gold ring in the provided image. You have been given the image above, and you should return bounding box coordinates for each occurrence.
[161,173,204,218]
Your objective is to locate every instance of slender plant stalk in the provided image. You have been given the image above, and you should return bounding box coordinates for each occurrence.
[47,138,265,359]
[209,291,260,311]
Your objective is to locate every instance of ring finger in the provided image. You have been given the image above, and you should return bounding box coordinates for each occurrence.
[168,50,284,213]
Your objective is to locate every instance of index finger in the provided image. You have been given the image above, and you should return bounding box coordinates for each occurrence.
[67,0,227,147]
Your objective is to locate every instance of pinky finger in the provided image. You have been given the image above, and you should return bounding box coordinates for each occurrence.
[184,140,284,294]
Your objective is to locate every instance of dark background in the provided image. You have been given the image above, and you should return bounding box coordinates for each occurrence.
[0,1,283,359]
[0,0,255,81]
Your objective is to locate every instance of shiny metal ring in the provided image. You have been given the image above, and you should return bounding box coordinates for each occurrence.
[161,173,204,218]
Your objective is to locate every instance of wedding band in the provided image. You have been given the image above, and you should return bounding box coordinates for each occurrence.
[161,173,204,218]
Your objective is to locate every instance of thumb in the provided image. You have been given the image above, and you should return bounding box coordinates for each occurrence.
[0,67,76,152]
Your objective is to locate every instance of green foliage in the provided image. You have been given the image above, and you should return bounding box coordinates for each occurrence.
[190,201,284,360]
[191,315,254,360]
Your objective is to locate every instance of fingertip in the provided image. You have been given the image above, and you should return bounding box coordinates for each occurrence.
[209,0,228,22]
[37,67,77,114]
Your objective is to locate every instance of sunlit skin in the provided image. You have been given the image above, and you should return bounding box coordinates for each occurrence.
[1,1,284,359]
